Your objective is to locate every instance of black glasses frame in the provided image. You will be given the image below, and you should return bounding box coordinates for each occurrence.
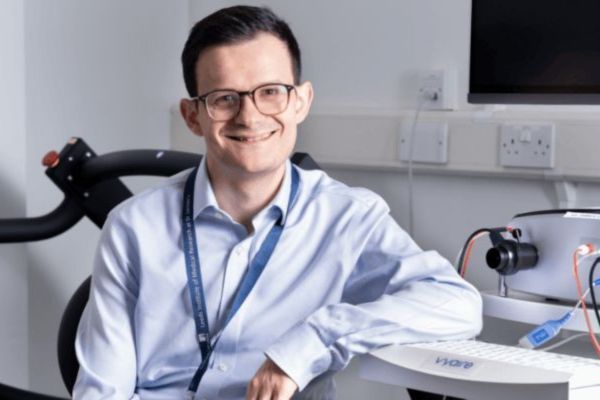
[193,83,296,121]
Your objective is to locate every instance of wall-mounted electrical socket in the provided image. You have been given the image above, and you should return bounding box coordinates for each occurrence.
[499,123,556,169]
[398,120,448,164]
[418,70,456,110]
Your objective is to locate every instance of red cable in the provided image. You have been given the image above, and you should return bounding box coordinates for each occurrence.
[460,232,488,278]
[572,247,600,357]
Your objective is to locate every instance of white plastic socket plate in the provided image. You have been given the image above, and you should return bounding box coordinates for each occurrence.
[398,121,448,164]
[418,70,456,110]
[499,123,555,169]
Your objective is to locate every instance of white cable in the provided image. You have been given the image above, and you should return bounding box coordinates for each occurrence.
[407,96,428,236]
[521,283,600,352]
[577,249,600,264]
[539,333,589,352]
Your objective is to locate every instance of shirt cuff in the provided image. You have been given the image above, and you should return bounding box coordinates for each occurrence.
[265,322,332,390]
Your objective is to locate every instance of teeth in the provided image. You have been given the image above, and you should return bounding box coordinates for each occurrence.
[230,131,275,142]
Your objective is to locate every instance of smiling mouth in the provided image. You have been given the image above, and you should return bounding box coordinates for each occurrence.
[226,130,277,143]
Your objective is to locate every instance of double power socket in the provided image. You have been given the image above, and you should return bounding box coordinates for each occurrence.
[499,123,556,169]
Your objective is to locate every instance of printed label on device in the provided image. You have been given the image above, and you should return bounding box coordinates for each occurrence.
[564,212,600,220]
[420,354,480,377]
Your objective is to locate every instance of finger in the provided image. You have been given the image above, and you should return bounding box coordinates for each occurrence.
[256,384,272,400]
[246,377,260,400]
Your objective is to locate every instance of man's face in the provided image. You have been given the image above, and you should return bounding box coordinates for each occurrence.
[180,33,313,179]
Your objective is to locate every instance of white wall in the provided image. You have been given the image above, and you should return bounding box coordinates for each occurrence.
[190,0,472,112]
[0,0,29,389]
[22,1,188,396]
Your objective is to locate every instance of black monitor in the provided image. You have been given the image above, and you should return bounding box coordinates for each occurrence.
[469,1,600,105]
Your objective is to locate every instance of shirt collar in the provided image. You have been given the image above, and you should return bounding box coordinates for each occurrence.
[192,158,294,224]
[192,157,220,219]
[267,160,292,225]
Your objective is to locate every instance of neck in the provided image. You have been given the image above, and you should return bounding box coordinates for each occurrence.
[206,158,286,233]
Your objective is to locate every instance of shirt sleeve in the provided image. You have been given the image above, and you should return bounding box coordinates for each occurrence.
[73,210,140,400]
[265,197,483,390]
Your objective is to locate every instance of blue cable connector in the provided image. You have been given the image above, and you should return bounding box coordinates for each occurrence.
[519,311,574,349]
[518,277,600,349]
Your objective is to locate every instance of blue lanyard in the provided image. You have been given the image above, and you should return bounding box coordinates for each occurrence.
[181,165,299,397]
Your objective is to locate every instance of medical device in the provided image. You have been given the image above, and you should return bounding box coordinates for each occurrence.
[361,339,600,400]
[360,209,600,400]
[479,209,600,303]
[458,209,600,356]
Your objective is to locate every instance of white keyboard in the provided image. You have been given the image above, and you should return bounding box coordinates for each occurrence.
[370,340,600,388]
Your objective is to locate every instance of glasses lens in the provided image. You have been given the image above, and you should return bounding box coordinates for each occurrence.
[201,84,293,121]
[254,84,290,115]
[206,91,239,121]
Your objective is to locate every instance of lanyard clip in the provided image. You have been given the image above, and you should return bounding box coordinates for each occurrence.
[197,333,209,343]
[185,390,196,400]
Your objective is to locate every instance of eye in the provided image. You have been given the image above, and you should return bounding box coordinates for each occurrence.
[210,92,238,108]
[258,85,285,98]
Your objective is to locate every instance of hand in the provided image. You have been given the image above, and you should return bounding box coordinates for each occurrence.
[246,358,298,400]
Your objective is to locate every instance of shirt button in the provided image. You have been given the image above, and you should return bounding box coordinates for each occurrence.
[235,246,244,256]
[217,363,229,372]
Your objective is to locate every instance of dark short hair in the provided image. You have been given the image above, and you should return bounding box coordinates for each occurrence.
[181,5,302,97]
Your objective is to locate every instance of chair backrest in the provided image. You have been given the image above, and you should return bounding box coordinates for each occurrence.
[57,277,90,394]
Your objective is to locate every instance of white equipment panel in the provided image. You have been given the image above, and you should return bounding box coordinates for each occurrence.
[360,340,600,400]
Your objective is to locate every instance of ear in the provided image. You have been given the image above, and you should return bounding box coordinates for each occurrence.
[180,98,205,137]
[293,81,314,124]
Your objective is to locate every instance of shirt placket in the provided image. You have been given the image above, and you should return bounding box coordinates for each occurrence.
[212,237,251,356]
[193,237,250,400]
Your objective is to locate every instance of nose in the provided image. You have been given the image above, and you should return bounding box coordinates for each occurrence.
[233,94,263,126]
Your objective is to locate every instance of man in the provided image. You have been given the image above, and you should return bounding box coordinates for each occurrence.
[74,6,482,400]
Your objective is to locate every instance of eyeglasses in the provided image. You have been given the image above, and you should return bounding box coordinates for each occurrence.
[194,83,296,122]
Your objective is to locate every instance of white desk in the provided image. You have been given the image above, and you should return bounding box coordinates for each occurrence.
[481,290,600,334]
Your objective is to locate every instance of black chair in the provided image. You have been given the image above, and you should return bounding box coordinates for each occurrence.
[57,277,91,394]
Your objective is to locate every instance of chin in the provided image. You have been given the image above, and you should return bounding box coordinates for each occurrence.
[240,164,283,177]
[233,158,286,177]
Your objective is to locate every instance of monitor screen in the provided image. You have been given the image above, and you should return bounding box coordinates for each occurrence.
[469,1,600,104]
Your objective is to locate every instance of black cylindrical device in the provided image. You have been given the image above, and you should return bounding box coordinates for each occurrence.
[486,240,538,275]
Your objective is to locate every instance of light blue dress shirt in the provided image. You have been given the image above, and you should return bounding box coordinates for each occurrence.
[74,158,482,400]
